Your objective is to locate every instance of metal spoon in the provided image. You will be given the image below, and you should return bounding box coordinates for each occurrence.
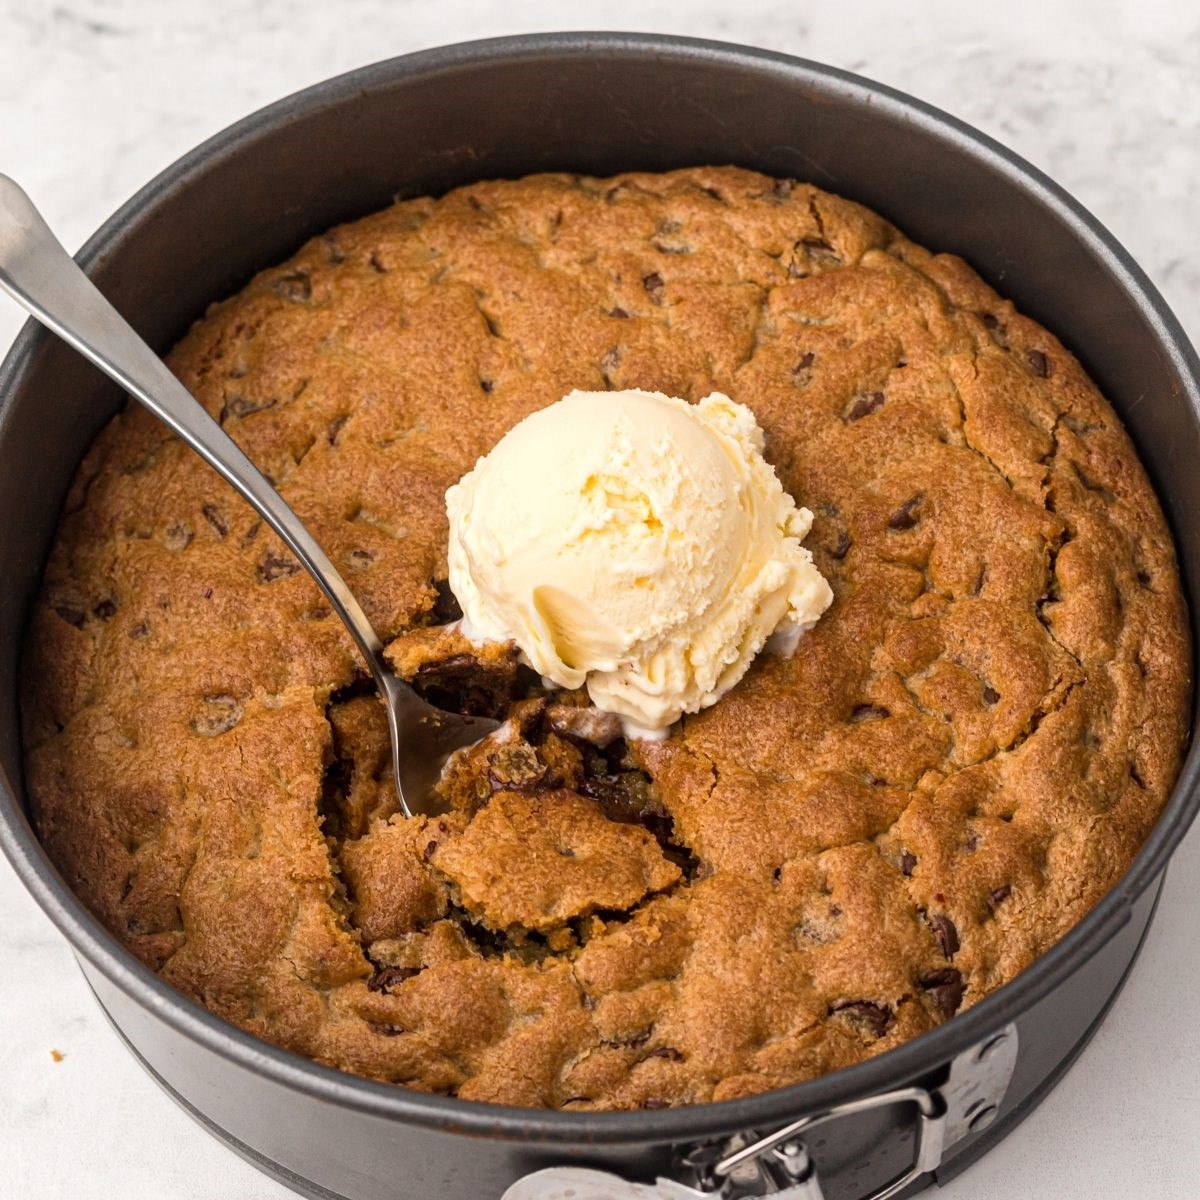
[0,175,498,817]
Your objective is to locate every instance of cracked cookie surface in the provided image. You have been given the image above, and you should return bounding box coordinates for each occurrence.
[22,167,1190,1109]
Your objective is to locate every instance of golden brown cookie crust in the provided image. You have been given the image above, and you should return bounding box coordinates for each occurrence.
[22,167,1190,1109]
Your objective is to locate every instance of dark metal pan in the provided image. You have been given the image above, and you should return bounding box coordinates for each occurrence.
[1,33,1197,1200]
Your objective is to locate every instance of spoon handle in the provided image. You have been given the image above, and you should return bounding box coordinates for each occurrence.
[0,174,390,680]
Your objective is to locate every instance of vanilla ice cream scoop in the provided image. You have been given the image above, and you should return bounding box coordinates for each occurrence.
[445,389,833,737]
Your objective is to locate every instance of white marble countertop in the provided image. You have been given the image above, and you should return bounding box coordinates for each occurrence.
[1,1,1198,1197]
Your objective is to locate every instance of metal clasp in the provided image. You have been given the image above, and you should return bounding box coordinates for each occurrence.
[673,1083,943,1200]
[502,1024,1018,1200]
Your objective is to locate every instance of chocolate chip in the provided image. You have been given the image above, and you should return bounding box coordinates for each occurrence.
[581,767,662,828]
[480,378,494,393]
[581,992,597,1010]
[1027,349,1050,377]
[928,913,960,957]
[982,684,1000,706]
[830,999,894,1039]
[794,916,836,945]
[430,578,463,624]
[274,271,311,302]
[850,703,889,723]
[367,965,421,992]
[414,652,519,718]
[201,503,228,538]
[422,657,501,686]
[258,553,300,583]
[989,884,1012,908]
[792,352,816,388]
[644,1046,684,1061]
[830,531,852,560]
[887,496,922,531]
[164,523,193,552]
[191,694,243,737]
[605,1029,652,1050]
[242,521,262,546]
[900,850,917,876]
[422,840,438,862]
[642,272,665,304]
[609,306,629,319]
[802,236,842,267]
[221,393,276,421]
[129,622,150,640]
[1137,569,1152,586]
[979,312,1009,347]
[348,549,375,571]
[93,599,117,620]
[846,391,885,421]
[599,346,621,375]
[920,968,964,1018]
[323,234,345,265]
[327,413,350,445]
[52,604,86,629]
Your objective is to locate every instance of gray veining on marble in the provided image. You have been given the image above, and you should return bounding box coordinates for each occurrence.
[1,1,1198,1197]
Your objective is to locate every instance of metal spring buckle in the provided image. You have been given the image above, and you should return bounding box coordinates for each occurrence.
[502,1024,1018,1200]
